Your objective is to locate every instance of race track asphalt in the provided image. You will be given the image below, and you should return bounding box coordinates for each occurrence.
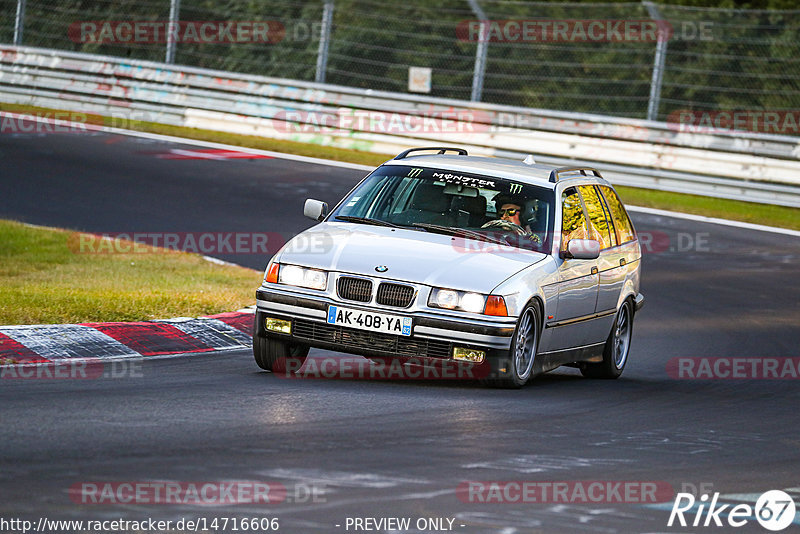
[1,128,798,533]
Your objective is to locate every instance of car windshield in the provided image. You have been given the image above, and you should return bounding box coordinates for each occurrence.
[328,165,555,253]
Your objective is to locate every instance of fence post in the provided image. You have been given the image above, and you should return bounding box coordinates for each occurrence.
[315,1,334,84]
[467,0,488,102]
[165,0,181,64]
[644,1,668,121]
[14,0,26,45]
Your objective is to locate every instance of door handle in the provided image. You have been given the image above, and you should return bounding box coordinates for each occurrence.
[591,266,598,275]
[619,258,626,266]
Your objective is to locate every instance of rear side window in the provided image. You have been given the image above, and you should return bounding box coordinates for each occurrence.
[599,186,636,244]
[560,188,588,252]
[578,185,615,250]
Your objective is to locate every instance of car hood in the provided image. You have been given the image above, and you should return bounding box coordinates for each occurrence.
[276,222,546,293]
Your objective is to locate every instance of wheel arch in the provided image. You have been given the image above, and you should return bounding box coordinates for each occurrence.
[616,282,638,315]
[526,295,544,335]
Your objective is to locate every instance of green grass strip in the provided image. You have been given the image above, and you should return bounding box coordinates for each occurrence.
[0,220,259,325]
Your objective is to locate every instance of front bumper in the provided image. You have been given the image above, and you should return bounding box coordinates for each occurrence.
[255,287,516,361]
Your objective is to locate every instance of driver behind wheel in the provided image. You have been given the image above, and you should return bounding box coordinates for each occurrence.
[499,202,523,226]
[481,193,542,245]
[482,193,526,234]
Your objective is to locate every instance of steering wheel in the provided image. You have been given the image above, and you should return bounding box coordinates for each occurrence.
[481,219,527,235]
[481,219,543,245]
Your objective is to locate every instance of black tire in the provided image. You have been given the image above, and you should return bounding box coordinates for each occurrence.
[580,299,633,379]
[253,335,309,372]
[481,304,540,389]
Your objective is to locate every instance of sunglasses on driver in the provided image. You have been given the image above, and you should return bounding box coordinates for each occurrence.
[498,208,520,216]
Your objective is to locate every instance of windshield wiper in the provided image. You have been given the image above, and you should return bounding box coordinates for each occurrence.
[412,223,508,246]
[334,216,401,228]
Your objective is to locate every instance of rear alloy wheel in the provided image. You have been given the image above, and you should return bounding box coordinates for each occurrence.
[483,304,539,388]
[581,299,633,379]
[253,335,309,373]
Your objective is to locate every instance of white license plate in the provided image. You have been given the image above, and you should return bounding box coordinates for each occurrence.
[326,305,412,336]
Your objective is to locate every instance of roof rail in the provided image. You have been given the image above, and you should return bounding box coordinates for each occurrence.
[548,166,603,183]
[393,147,468,160]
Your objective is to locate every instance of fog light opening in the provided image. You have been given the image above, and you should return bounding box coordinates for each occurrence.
[453,347,485,364]
[265,317,292,334]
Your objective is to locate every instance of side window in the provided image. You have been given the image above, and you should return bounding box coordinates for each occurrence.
[599,186,636,244]
[594,185,618,248]
[561,188,588,252]
[578,185,614,250]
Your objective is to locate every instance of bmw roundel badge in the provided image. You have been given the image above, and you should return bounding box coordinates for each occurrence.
[375,265,388,273]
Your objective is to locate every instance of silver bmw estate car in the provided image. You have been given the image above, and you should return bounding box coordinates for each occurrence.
[254,147,644,388]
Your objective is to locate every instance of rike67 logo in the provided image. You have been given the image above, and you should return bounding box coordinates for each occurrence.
[668,490,796,531]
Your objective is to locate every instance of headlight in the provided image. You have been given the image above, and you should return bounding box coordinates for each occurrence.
[280,265,305,286]
[429,288,487,314]
[434,289,459,309]
[303,269,327,290]
[460,292,486,313]
[275,263,328,290]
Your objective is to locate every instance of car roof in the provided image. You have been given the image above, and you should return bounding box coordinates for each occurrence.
[381,154,610,189]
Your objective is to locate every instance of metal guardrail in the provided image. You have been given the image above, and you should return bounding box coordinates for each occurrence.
[1,45,799,207]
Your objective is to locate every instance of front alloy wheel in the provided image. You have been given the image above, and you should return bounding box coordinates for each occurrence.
[483,304,539,388]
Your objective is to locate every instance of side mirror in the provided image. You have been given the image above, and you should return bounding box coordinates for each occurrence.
[564,239,600,260]
[303,199,328,222]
